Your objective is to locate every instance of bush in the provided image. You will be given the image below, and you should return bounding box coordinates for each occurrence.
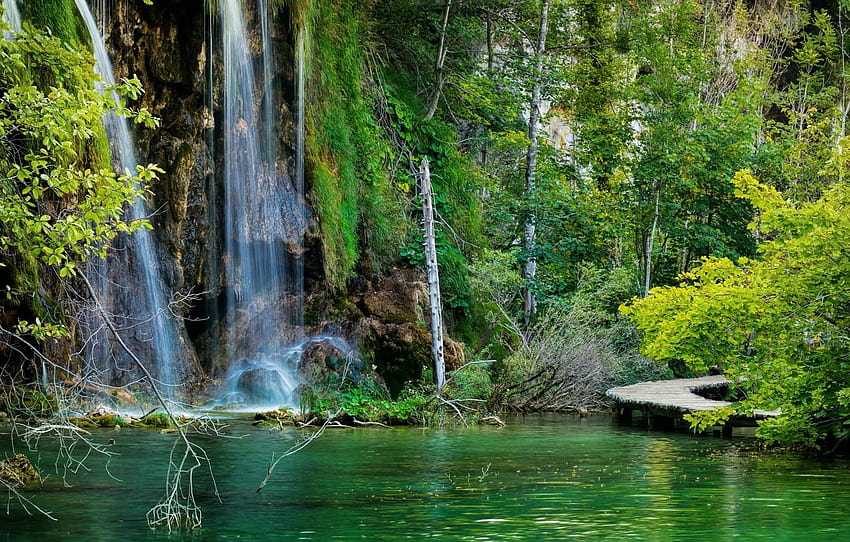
[489,300,666,413]
[301,374,428,425]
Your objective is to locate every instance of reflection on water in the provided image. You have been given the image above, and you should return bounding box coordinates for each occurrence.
[2,415,849,541]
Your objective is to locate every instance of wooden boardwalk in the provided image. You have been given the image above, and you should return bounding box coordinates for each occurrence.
[606,375,778,431]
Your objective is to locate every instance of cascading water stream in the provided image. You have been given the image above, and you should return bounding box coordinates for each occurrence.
[75,0,191,397]
[215,0,307,407]
[2,0,21,38]
[293,17,307,327]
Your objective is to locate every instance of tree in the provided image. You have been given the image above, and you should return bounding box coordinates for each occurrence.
[1,25,157,334]
[521,0,550,323]
[419,157,446,390]
[624,168,850,448]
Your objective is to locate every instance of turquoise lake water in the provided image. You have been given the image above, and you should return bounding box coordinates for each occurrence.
[2,414,849,541]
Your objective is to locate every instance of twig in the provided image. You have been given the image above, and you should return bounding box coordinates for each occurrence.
[437,396,468,427]
[1,478,57,521]
[256,408,342,493]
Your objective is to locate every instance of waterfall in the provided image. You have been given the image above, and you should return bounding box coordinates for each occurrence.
[294,18,307,325]
[215,0,307,408]
[2,0,21,38]
[75,0,192,397]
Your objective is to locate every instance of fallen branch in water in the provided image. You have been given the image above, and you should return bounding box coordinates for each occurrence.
[480,415,506,426]
[256,409,342,493]
[326,421,354,429]
[352,418,390,428]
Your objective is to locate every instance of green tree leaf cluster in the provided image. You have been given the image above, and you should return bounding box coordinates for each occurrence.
[624,168,850,447]
[1,21,159,335]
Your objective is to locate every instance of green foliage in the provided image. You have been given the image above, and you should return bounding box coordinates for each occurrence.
[1,387,57,419]
[683,407,735,434]
[0,23,159,337]
[384,79,482,312]
[306,0,404,289]
[444,362,493,402]
[301,374,428,424]
[624,168,850,447]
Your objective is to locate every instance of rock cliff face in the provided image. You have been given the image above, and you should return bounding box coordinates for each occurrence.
[99,0,213,299]
[307,268,465,396]
[99,0,307,380]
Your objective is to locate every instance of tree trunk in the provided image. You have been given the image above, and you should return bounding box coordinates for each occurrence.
[420,157,446,391]
[522,0,550,325]
[424,0,453,121]
[643,186,661,297]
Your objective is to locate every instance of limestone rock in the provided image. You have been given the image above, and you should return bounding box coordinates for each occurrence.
[0,454,40,488]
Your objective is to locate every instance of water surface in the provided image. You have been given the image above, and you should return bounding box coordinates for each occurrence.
[2,415,848,540]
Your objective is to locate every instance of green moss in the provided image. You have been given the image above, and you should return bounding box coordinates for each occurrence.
[91,414,126,428]
[19,0,89,46]
[306,0,406,290]
[139,412,175,429]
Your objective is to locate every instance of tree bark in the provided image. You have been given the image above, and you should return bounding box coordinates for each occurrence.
[420,157,446,391]
[643,186,661,297]
[424,0,453,121]
[522,0,550,325]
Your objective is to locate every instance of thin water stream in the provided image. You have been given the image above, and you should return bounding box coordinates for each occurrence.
[1,0,21,37]
[3,416,849,541]
[75,0,192,394]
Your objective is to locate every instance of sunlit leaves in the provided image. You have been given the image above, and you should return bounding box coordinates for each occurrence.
[0,24,159,330]
[624,169,850,446]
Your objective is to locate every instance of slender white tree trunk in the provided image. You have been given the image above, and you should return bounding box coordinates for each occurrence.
[420,157,446,390]
[644,187,661,297]
[523,0,550,324]
[424,0,453,121]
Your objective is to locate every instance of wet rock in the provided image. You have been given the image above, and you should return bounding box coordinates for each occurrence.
[303,268,466,397]
[228,358,299,406]
[227,165,311,248]
[0,454,40,488]
[358,268,428,324]
[298,338,363,382]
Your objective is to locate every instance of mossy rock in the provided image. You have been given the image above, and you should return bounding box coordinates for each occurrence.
[90,414,126,428]
[253,409,302,426]
[0,454,41,488]
[68,417,99,429]
[137,412,176,429]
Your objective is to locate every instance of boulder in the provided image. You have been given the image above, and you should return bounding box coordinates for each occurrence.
[0,454,40,488]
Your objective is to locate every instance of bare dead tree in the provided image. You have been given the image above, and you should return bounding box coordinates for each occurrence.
[419,157,446,391]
